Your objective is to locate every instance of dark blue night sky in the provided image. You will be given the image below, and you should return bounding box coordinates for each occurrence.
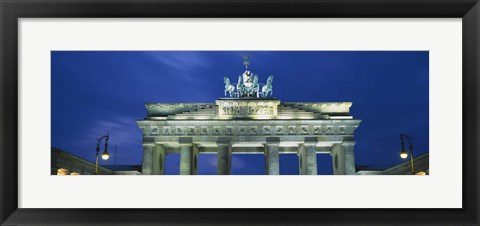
[51,51,429,175]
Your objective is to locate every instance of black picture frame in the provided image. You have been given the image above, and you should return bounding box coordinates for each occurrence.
[1,0,479,225]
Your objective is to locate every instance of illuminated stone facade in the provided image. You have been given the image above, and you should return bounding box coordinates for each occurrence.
[136,98,361,175]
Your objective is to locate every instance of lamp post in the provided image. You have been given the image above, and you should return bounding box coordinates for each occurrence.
[399,133,415,174]
[95,134,110,174]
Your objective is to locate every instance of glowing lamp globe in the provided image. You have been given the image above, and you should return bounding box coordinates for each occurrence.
[101,151,110,160]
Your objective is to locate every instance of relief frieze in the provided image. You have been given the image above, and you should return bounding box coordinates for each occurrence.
[326,126,334,135]
[201,127,209,135]
[262,126,271,135]
[238,127,246,135]
[150,123,353,137]
[216,99,280,117]
[222,105,274,116]
[301,127,309,135]
[225,127,233,136]
[275,126,284,135]
[176,127,184,135]
[288,126,297,135]
[250,127,259,135]
[213,127,221,135]
[163,127,171,135]
[150,126,159,135]
[187,127,196,135]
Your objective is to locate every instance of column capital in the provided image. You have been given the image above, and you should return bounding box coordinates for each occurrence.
[332,141,356,148]
[303,137,318,146]
[142,143,155,148]
[216,137,231,145]
[266,137,280,145]
[178,137,193,145]
[342,141,356,146]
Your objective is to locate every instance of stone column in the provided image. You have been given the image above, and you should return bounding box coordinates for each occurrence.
[179,137,194,175]
[265,137,280,175]
[191,144,199,175]
[142,143,154,175]
[217,137,232,175]
[331,142,356,175]
[298,137,318,175]
[298,145,306,175]
[152,144,166,175]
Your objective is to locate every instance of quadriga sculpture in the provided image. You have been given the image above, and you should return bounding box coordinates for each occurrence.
[224,77,235,97]
[262,75,274,97]
[236,75,244,97]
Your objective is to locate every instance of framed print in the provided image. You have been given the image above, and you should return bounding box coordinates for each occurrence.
[1,0,479,225]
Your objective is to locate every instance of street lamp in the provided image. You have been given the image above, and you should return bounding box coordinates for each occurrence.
[399,133,415,174]
[95,134,110,174]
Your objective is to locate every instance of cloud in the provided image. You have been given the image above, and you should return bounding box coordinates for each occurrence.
[158,53,210,70]
[145,52,212,81]
[83,116,142,147]
[139,52,221,101]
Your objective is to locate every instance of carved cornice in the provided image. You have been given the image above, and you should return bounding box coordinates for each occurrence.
[144,100,354,119]
[145,103,215,117]
[282,102,352,114]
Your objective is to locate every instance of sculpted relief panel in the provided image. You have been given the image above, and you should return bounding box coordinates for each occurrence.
[216,100,280,118]
[201,127,209,135]
[150,126,159,135]
[187,127,196,135]
[222,105,274,116]
[249,127,259,135]
[226,127,234,135]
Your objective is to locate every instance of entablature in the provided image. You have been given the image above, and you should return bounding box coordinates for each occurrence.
[141,135,355,154]
[137,119,361,137]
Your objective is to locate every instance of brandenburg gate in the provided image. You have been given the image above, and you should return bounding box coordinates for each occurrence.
[136,56,361,175]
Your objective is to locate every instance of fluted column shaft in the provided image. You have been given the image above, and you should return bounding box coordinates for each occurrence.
[142,144,154,175]
[217,138,232,175]
[331,142,356,175]
[298,138,318,175]
[265,137,280,175]
[179,137,195,175]
[152,144,166,175]
[192,144,199,175]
